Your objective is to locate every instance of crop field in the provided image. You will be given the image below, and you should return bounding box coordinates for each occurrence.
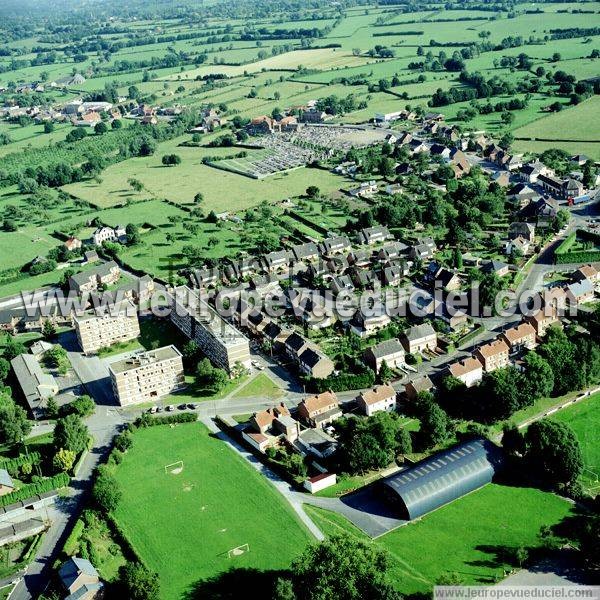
[307,483,574,594]
[113,422,312,599]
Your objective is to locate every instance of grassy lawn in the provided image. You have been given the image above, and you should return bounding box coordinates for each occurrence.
[231,373,283,400]
[97,338,143,358]
[549,392,600,492]
[307,483,575,594]
[112,422,312,599]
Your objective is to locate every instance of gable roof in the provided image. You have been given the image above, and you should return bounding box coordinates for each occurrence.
[367,338,405,359]
[404,323,436,342]
[301,391,338,414]
[358,384,396,405]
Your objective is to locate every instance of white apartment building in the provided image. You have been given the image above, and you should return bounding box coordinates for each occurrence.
[74,301,140,355]
[169,286,251,375]
[109,345,184,406]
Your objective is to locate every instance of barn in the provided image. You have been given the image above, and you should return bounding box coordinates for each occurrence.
[381,438,505,520]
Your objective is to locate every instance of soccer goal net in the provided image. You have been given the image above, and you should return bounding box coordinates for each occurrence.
[227,543,250,558]
[164,460,184,475]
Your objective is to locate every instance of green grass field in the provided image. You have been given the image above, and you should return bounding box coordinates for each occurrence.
[512,96,600,159]
[307,483,574,594]
[550,392,600,492]
[231,373,283,399]
[112,422,312,599]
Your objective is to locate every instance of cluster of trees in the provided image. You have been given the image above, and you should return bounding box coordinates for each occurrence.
[441,325,600,425]
[334,411,412,474]
[196,358,229,393]
[503,418,583,489]
[0,386,32,448]
[315,94,366,116]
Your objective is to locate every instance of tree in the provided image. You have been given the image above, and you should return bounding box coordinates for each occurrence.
[2,336,26,361]
[42,320,57,339]
[0,358,9,383]
[502,423,525,456]
[114,431,133,452]
[67,395,95,418]
[0,394,32,446]
[92,469,121,512]
[66,128,86,143]
[290,535,400,600]
[525,419,583,486]
[419,402,449,449]
[306,186,320,199]
[395,427,412,455]
[161,154,181,166]
[53,414,89,454]
[44,121,55,134]
[378,360,393,383]
[111,119,123,129]
[53,448,76,472]
[522,352,554,400]
[45,396,59,419]
[125,223,141,245]
[119,562,160,600]
[95,122,108,135]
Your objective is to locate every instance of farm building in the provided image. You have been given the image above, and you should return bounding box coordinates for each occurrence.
[381,438,504,520]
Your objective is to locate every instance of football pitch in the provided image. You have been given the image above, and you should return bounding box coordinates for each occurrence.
[112,422,313,599]
[550,392,600,494]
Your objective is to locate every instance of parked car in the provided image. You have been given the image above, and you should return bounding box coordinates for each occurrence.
[166,405,175,412]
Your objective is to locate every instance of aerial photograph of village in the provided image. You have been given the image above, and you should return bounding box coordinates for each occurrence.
[0,0,598,598]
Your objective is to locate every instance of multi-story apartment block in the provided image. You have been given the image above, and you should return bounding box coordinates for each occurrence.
[169,286,251,375]
[109,345,184,406]
[74,301,140,355]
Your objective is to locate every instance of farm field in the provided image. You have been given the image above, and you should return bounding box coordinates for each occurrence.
[307,483,575,594]
[112,422,312,599]
[512,97,600,159]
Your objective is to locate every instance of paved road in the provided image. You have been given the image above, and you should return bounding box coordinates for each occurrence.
[10,407,124,600]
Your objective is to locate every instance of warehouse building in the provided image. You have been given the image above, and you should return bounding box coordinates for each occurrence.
[381,438,504,520]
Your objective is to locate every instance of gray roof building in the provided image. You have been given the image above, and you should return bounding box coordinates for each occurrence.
[10,354,58,417]
[382,438,504,520]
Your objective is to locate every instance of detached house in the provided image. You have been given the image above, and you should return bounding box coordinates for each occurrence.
[356,384,397,416]
[297,391,342,428]
[474,339,509,372]
[364,338,406,373]
[401,323,437,354]
[249,403,290,434]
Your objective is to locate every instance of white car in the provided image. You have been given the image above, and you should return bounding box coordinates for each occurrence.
[149,406,158,414]
[166,405,175,412]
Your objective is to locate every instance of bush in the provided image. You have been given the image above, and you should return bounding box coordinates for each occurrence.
[134,412,197,428]
[0,472,69,507]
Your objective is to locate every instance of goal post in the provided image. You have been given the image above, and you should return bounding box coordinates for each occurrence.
[164,460,184,474]
[227,543,250,558]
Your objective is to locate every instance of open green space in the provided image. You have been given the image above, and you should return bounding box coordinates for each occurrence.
[112,422,313,599]
[231,373,283,400]
[307,483,575,594]
[549,392,600,492]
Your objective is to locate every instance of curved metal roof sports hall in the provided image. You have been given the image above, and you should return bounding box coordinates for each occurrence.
[381,438,505,520]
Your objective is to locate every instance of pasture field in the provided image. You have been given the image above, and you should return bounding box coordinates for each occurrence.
[112,422,312,599]
[511,96,600,158]
[306,483,574,594]
[63,136,347,211]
